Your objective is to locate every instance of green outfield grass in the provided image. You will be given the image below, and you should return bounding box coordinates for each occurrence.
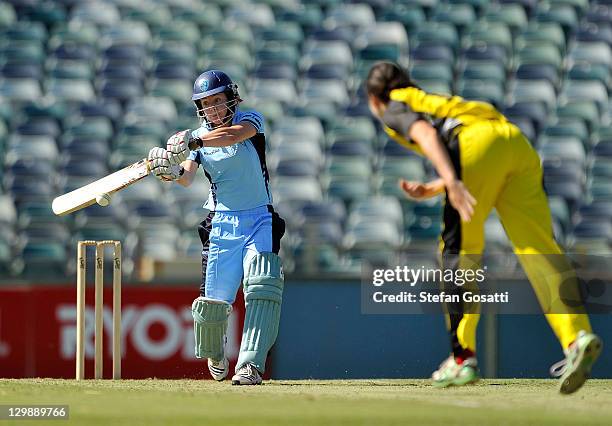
[1,379,611,425]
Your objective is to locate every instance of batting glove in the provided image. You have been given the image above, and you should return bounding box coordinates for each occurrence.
[148,147,184,182]
[166,130,191,165]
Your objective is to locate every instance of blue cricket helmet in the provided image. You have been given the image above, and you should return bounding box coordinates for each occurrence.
[192,70,242,129]
[192,70,239,101]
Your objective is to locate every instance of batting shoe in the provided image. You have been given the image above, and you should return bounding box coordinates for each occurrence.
[208,357,229,381]
[432,355,480,388]
[550,331,603,395]
[231,363,262,386]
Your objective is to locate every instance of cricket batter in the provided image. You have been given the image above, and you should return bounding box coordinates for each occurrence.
[366,61,602,393]
[147,70,285,385]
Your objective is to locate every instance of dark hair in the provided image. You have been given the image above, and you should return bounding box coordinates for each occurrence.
[366,61,416,103]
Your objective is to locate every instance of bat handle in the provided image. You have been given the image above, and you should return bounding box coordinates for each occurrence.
[188,137,203,151]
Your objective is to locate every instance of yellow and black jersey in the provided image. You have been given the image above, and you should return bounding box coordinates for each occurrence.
[378,86,592,355]
[381,86,507,156]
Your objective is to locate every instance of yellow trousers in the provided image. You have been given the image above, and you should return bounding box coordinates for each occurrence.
[440,119,591,354]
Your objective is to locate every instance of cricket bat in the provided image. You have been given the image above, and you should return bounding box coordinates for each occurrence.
[52,158,151,216]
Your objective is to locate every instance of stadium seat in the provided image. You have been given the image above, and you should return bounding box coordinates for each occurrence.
[407,215,442,242]
[504,101,549,135]
[593,141,612,159]
[326,157,372,179]
[536,3,579,38]
[379,4,425,35]
[458,79,505,108]
[6,135,59,164]
[568,42,612,68]
[298,199,347,226]
[348,196,404,230]
[250,78,297,105]
[70,1,121,27]
[274,159,320,177]
[414,22,459,50]
[286,100,339,129]
[272,177,323,203]
[20,242,67,277]
[73,203,129,230]
[326,117,377,147]
[516,43,564,70]
[226,3,275,29]
[560,80,609,115]
[309,25,354,45]
[411,62,454,86]
[257,21,304,46]
[519,22,566,54]
[567,63,610,87]
[328,138,372,157]
[255,43,300,68]
[568,220,612,254]
[301,41,354,71]
[515,64,560,88]
[539,140,586,166]
[149,79,193,103]
[576,201,612,224]
[461,61,506,84]
[46,78,95,102]
[300,79,350,107]
[509,80,557,112]
[325,3,376,29]
[76,223,128,243]
[17,201,62,228]
[240,99,284,125]
[545,181,583,209]
[1,21,47,43]
[379,156,426,181]
[60,140,108,163]
[100,21,151,46]
[16,119,61,139]
[576,22,612,44]
[270,117,325,147]
[48,60,93,80]
[484,3,528,35]
[48,23,99,47]
[585,3,612,25]
[0,78,41,101]
[172,2,223,30]
[123,5,172,28]
[1,63,42,80]
[0,3,16,28]
[431,3,476,34]
[485,215,513,251]
[64,118,114,142]
[125,97,178,124]
[276,4,324,32]
[326,176,372,202]
[411,44,455,63]
[548,196,571,233]
[355,22,409,52]
[0,195,17,227]
[61,160,108,179]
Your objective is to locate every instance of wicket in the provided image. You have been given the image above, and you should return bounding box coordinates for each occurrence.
[76,240,122,380]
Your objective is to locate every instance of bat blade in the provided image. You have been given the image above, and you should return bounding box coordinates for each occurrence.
[52,158,150,216]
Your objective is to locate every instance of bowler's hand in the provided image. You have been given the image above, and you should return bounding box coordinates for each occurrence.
[446,180,477,222]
